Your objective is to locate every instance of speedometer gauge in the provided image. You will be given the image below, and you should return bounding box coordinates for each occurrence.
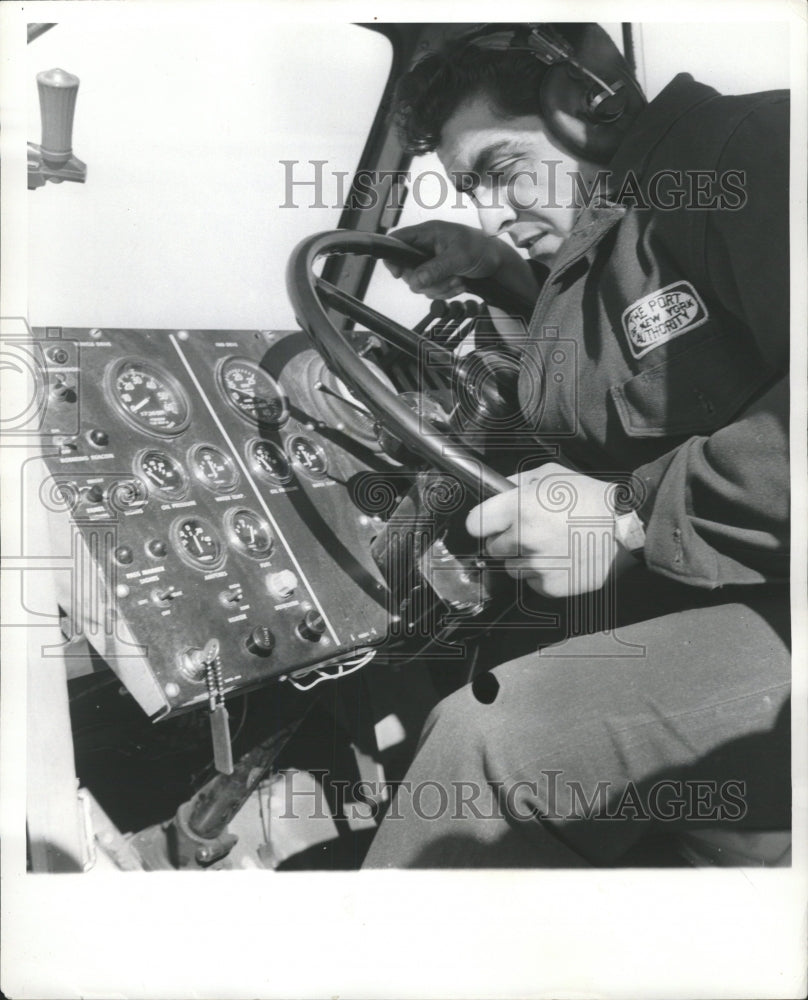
[216,358,288,426]
[107,359,191,436]
[170,516,225,571]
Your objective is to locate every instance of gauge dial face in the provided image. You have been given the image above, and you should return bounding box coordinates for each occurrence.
[134,450,187,498]
[171,516,225,571]
[189,444,240,493]
[224,507,274,559]
[217,358,288,426]
[108,360,191,436]
[246,439,292,484]
[286,434,329,479]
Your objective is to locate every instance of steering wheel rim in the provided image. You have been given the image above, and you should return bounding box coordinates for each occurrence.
[286,230,519,499]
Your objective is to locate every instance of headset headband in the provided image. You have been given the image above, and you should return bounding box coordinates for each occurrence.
[459,23,622,101]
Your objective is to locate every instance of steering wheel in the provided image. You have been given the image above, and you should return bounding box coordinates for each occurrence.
[286,230,532,500]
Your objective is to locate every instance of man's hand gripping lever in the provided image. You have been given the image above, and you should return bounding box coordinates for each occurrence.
[465,464,638,600]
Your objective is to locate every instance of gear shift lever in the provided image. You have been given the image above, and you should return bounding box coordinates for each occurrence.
[28,68,87,189]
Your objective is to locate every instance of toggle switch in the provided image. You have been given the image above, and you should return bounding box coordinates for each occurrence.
[50,376,77,402]
[151,586,179,607]
[56,436,78,455]
[219,586,244,607]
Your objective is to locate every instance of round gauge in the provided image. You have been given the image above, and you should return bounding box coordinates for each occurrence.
[188,443,240,493]
[134,450,187,499]
[217,358,288,427]
[107,359,191,436]
[170,516,225,571]
[245,439,293,484]
[286,434,329,480]
[224,507,274,559]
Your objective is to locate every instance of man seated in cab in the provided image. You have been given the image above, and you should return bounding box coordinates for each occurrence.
[363,23,791,868]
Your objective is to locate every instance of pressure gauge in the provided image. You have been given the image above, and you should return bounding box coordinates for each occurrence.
[216,357,288,427]
[188,443,240,493]
[224,507,274,559]
[107,359,191,436]
[286,434,329,480]
[245,439,293,484]
[133,450,187,499]
[171,516,225,571]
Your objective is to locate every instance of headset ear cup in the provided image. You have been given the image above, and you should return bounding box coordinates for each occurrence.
[587,80,629,123]
[539,64,639,163]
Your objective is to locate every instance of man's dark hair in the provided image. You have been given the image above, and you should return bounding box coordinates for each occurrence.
[391,23,590,154]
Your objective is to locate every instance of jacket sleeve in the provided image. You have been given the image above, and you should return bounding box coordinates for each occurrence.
[631,95,790,587]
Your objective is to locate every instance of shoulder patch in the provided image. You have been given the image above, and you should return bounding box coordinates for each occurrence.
[621,281,708,358]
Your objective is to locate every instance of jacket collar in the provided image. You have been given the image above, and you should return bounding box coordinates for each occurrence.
[544,75,721,280]
[606,73,721,192]
[543,203,627,278]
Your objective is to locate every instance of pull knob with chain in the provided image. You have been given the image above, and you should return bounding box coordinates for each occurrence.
[192,639,234,776]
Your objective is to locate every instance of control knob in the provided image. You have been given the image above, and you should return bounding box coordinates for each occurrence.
[245,625,275,657]
[297,609,326,643]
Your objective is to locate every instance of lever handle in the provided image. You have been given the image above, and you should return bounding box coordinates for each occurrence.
[37,68,80,167]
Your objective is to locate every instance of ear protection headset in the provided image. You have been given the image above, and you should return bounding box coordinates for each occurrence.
[458,23,647,163]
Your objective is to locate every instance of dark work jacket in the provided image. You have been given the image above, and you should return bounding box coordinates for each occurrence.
[519,74,790,589]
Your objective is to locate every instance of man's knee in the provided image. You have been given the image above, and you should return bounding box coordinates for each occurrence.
[416,667,508,758]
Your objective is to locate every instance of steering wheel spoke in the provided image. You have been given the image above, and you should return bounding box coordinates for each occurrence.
[287,231,517,500]
[314,277,454,365]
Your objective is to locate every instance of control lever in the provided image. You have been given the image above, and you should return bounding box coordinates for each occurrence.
[445,300,481,347]
[28,68,87,189]
[413,299,449,335]
[163,702,321,869]
[428,301,467,345]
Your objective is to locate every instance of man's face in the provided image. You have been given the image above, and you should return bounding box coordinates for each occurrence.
[437,96,598,265]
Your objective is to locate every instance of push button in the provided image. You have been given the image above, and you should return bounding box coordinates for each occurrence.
[87,428,109,448]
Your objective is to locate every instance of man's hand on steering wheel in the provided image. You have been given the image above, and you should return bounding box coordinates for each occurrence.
[465,463,638,599]
[384,221,541,306]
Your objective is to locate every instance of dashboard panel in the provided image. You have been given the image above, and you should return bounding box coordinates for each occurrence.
[34,326,396,718]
